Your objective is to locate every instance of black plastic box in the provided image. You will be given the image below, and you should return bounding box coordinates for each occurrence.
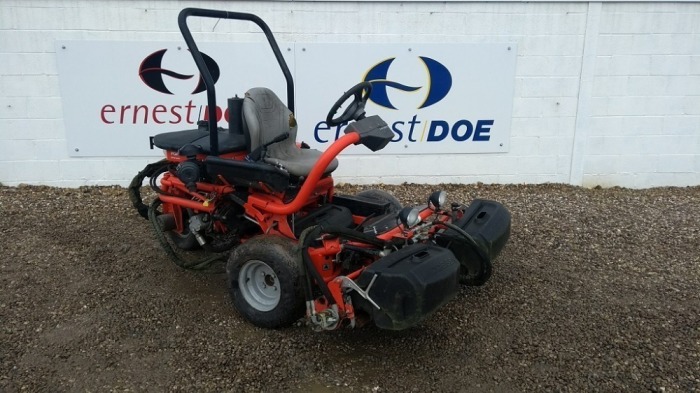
[354,243,460,330]
[439,199,511,286]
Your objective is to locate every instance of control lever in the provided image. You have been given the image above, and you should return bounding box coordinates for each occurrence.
[246,132,290,162]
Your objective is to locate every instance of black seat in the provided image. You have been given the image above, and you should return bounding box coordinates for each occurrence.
[242,88,338,176]
[152,128,247,155]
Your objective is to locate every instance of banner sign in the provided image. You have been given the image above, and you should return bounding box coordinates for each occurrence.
[56,41,515,157]
[56,41,295,157]
[295,43,516,154]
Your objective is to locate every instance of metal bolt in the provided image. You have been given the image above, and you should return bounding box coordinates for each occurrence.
[507,46,511,51]
[177,46,181,50]
[408,48,412,52]
[74,148,80,152]
[62,45,66,50]
[404,144,408,148]
[499,143,503,147]
[302,48,306,52]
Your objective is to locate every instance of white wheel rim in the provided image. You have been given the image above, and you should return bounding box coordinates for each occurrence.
[238,259,280,312]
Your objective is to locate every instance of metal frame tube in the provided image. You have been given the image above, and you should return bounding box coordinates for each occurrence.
[178,8,295,156]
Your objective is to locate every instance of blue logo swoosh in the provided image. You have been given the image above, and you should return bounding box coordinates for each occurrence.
[419,56,452,109]
[364,58,421,110]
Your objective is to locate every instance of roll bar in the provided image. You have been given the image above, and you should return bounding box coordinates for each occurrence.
[178,8,295,156]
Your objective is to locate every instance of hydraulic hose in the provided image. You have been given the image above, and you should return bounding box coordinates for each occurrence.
[438,221,493,285]
[440,221,480,251]
[299,225,337,305]
[440,221,490,262]
[296,226,319,305]
[297,224,391,307]
[317,225,388,248]
[128,160,168,219]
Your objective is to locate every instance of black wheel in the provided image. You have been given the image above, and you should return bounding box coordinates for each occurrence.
[326,82,373,126]
[459,259,492,286]
[166,208,199,251]
[226,235,305,328]
[357,189,403,213]
[446,239,493,286]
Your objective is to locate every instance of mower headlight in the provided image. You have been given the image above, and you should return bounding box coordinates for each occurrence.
[398,207,421,228]
[428,190,447,210]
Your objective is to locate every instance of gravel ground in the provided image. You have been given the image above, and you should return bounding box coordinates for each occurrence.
[1,183,699,392]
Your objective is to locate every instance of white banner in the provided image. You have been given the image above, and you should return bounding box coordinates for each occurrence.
[56,41,295,157]
[295,44,516,155]
[56,41,515,157]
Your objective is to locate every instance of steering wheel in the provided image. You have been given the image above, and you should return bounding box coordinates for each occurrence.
[326,82,373,127]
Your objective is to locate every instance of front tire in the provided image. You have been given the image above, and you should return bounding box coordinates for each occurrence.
[226,235,305,328]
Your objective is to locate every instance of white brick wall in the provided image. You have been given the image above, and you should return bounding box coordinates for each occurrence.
[0,0,698,188]
[584,2,700,187]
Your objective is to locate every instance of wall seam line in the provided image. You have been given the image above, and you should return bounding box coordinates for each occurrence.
[569,1,602,186]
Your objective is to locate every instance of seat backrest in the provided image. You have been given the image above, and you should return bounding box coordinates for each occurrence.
[241,87,340,177]
[242,87,297,153]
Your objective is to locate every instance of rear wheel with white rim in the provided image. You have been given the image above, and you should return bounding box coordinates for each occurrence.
[238,259,281,311]
[226,235,305,328]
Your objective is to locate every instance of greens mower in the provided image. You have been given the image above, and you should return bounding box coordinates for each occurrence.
[130,8,511,331]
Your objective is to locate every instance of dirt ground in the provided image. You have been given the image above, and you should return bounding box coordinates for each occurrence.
[1,183,699,392]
